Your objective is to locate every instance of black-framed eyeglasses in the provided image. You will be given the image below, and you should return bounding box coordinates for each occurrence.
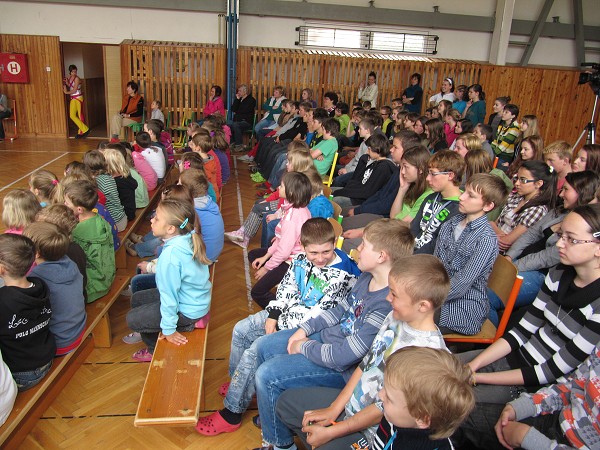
[513,177,538,184]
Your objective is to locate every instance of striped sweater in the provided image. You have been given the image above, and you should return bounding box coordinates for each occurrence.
[434,213,498,335]
[299,272,392,381]
[505,265,600,386]
[95,173,125,223]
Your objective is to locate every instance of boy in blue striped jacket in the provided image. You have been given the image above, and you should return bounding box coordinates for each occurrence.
[433,173,509,335]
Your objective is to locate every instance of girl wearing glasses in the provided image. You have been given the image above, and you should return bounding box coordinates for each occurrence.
[456,203,600,449]
[489,171,600,325]
[492,160,557,252]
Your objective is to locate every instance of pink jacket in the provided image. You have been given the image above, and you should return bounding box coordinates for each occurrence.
[132,151,158,191]
[265,203,311,270]
[203,97,225,117]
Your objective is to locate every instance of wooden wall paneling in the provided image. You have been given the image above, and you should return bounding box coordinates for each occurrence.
[0,34,66,137]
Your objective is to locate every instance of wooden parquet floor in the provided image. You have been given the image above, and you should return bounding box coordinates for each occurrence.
[0,138,268,449]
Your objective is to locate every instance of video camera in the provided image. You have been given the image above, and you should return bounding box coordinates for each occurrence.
[579,63,600,94]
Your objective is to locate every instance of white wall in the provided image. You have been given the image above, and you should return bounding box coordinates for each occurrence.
[0,0,598,67]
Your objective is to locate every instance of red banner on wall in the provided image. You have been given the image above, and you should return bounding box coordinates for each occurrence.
[0,53,30,83]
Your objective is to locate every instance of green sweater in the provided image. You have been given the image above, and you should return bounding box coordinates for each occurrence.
[72,214,116,302]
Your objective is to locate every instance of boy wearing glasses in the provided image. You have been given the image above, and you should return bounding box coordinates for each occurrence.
[410,150,465,255]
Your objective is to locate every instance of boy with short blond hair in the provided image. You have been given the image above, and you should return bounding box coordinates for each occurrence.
[434,173,508,335]
[24,222,87,355]
[277,254,451,450]
[411,150,465,254]
[543,140,572,191]
[249,219,415,450]
[374,347,474,449]
[64,180,115,302]
[196,218,361,436]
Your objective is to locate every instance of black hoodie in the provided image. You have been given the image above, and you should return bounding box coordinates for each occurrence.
[0,277,55,372]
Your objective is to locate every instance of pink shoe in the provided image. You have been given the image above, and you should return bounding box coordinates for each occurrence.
[195,411,241,436]
[232,236,250,249]
[132,348,153,362]
[195,312,210,328]
[218,381,230,397]
[224,228,245,242]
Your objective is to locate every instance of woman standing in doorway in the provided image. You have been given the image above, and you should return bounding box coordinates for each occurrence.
[63,65,90,139]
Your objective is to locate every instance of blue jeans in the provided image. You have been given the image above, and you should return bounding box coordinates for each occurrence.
[488,270,545,326]
[227,120,250,145]
[331,170,354,187]
[126,288,197,353]
[255,118,275,135]
[261,217,279,248]
[134,231,162,258]
[255,329,346,447]
[13,359,53,392]
[225,310,270,413]
[130,273,157,293]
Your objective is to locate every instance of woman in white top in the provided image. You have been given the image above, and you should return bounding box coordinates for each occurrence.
[357,71,379,107]
[428,77,456,107]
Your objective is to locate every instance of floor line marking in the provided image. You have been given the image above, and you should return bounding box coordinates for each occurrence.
[0,152,70,192]
[233,156,254,310]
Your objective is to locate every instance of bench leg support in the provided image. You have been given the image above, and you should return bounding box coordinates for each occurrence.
[93,314,113,348]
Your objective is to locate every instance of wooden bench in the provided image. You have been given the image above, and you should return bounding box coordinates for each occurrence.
[0,275,131,448]
[134,263,215,427]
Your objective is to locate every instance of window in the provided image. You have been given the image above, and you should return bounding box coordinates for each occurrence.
[296,26,438,55]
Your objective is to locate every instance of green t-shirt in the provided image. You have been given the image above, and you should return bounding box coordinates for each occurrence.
[313,138,338,175]
[336,114,350,135]
[394,188,434,221]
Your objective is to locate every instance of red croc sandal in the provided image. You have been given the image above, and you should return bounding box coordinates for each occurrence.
[195,411,241,436]
[218,381,230,397]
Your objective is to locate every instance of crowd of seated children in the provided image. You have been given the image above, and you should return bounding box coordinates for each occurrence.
[331,134,395,209]
[63,180,116,302]
[2,189,40,235]
[276,254,450,450]
[0,233,55,391]
[543,140,573,192]
[225,143,318,249]
[195,218,360,436]
[572,143,600,174]
[455,204,600,449]
[433,173,508,335]
[125,198,212,362]
[247,219,413,450]
[491,160,557,252]
[24,222,86,356]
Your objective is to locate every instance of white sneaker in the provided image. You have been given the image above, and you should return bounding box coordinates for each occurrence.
[224,228,245,242]
[239,154,254,162]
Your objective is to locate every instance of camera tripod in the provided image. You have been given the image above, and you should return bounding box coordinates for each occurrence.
[574,94,598,148]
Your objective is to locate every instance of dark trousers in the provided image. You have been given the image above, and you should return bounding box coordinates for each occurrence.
[228,120,250,145]
[248,248,289,308]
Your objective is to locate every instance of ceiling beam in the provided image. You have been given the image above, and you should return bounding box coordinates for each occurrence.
[519,0,554,66]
